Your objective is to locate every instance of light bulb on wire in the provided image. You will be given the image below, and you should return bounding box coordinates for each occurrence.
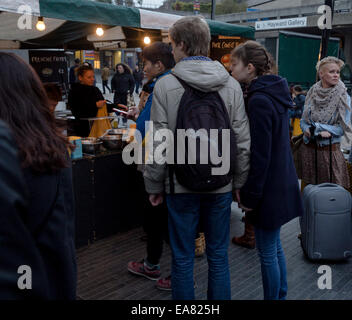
[144,36,151,45]
[96,26,104,37]
[36,16,46,31]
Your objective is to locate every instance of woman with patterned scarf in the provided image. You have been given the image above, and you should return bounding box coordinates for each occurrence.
[300,56,352,189]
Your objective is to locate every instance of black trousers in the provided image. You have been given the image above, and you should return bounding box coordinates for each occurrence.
[113,92,127,106]
[139,172,169,266]
[102,80,111,94]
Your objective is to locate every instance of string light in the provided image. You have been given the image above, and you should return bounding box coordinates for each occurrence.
[36,16,46,31]
[144,36,151,45]
[96,26,104,37]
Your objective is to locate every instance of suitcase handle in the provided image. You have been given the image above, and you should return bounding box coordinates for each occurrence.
[315,183,339,188]
[314,135,333,184]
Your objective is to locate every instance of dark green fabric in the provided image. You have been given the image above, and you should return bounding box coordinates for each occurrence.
[39,0,140,27]
[206,19,254,39]
[278,33,339,86]
[25,21,104,48]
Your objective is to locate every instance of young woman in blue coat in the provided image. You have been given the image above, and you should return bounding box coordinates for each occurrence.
[230,41,303,300]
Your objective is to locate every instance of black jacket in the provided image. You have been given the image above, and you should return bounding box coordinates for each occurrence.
[0,121,77,299]
[111,72,135,95]
[240,75,303,230]
[133,70,143,83]
[68,83,104,137]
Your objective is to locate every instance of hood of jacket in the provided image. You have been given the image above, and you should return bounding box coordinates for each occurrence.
[172,59,230,92]
[248,75,293,113]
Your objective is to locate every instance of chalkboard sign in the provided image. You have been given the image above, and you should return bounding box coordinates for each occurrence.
[29,50,68,86]
[210,36,244,71]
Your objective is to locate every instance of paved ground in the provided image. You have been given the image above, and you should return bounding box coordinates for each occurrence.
[76,202,352,300]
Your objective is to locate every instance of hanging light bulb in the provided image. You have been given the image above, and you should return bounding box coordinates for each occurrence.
[144,36,151,45]
[36,16,46,31]
[96,26,104,37]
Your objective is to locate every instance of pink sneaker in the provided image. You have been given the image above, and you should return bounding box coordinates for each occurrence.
[156,275,172,291]
[127,260,161,280]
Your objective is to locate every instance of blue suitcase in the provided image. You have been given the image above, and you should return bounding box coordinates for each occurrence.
[300,138,352,261]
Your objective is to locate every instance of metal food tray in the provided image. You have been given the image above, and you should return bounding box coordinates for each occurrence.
[80,116,116,120]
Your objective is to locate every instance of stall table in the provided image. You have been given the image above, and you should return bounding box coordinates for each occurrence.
[72,150,145,248]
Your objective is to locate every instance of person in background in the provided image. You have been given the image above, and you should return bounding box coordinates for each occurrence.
[133,65,144,95]
[230,41,303,300]
[43,83,62,113]
[300,56,352,190]
[290,85,306,137]
[69,58,80,88]
[127,42,175,291]
[101,64,111,95]
[0,52,76,300]
[68,64,106,137]
[111,63,135,106]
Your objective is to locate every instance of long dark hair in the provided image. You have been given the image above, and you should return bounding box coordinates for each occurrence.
[115,63,132,75]
[0,52,73,173]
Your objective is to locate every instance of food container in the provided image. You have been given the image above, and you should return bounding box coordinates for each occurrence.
[101,135,123,150]
[108,128,126,136]
[81,137,102,154]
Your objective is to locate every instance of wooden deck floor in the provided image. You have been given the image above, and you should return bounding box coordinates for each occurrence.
[76,203,352,300]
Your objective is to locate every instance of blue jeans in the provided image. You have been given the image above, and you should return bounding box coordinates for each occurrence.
[254,227,288,300]
[166,192,232,300]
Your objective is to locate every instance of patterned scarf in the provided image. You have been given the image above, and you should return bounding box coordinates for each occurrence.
[302,80,352,142]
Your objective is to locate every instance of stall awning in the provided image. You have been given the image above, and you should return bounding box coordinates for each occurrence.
[0,0,254,48]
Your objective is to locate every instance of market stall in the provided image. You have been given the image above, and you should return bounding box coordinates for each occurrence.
[0,0,255,248]
[0,0,254,50]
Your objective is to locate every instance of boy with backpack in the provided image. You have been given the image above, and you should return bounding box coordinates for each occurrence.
[143,16,251,300]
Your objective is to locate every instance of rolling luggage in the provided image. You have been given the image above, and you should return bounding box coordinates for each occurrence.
[300,137,352,261]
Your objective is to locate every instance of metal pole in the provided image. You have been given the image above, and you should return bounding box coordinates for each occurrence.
[211,0,216,20]
[319,0,335,61]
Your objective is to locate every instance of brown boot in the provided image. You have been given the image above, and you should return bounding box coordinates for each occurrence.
[232,220,255,249]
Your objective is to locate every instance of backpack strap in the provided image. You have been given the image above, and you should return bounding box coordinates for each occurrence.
[169,166,175,194]
[171,74,189,90]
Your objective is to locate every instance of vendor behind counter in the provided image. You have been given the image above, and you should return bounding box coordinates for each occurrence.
[68,65,106,137]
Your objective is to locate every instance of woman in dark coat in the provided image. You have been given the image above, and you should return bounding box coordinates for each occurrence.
[0,53,76,300]
[230,41,303,300]
[68,64,106,137]
[111,63,135,105]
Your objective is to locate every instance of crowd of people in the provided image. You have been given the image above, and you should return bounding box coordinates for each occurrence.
[0,15,351,300]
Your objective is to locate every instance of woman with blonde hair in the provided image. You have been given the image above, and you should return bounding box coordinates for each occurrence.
[300,56,352,189]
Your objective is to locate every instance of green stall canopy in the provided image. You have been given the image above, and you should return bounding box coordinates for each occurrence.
[0,0,254,49]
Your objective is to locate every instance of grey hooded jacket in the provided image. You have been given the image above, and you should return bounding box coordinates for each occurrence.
[143,59,251,194]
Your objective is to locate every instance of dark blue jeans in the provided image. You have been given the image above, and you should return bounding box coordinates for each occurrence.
[254,227,288,300]
[166,192,232,300]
